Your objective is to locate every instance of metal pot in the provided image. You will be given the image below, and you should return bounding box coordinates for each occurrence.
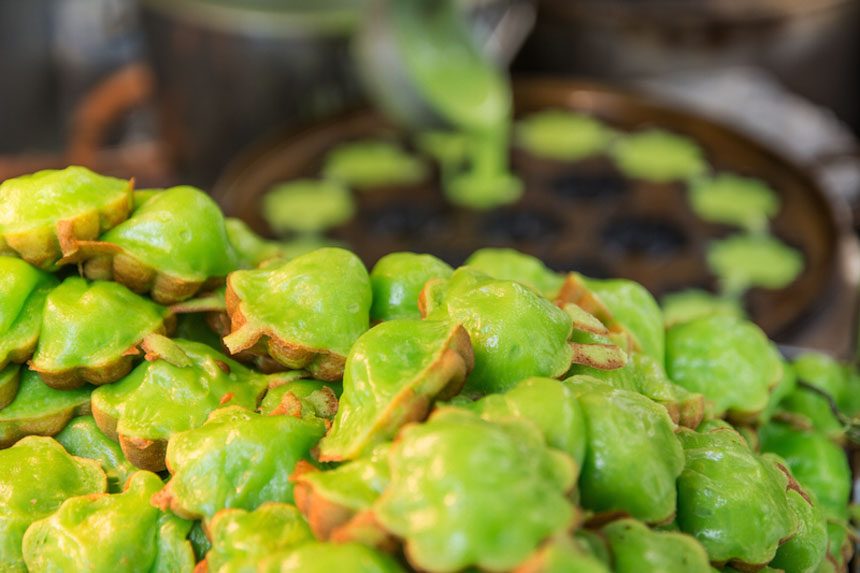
[517,0,860,131]
[138,0,533,187]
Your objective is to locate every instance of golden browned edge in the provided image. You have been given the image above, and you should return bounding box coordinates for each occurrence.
[555,273,638,352]
[291,460,395,552]
[1,178,135,270]
[0,365,22,410]
[120,433,168,472]
[224,277,347,381]
[0,398,91,449]
[317,324,474,463]
[151,483,199,521]
[193,560,209,573]
[28,315,176,390]
[0,333,40,372]
[661,395,705,430]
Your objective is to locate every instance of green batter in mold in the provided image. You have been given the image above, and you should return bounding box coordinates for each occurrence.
[708,234,804,294]
[516,110,614,162]
[322,141,427,190]
[390,0,521,209]
[612,129,707,183]
[263,179,354,235]
[689,174,779,232]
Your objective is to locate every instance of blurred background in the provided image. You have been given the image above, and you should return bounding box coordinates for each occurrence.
[2,0,860,356]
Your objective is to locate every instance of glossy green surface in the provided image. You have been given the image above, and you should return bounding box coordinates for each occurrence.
[322,141,427,189]
[425,267,573,393]
[224,218,286,269]
[464,248,564,298]
[225,247,371,368]
[100,186,238,282]
[56,416,136,493]
[677,423,798,566]
[0,436,106,571]
[0,257,57,369]
[759,422,851,520]
[585,277,664,362]
[602,518,711,573]
[666,314,782,420]
[0,368,91,447]
[297,444,390,512]
[320,319,470,461]
[516,110,614,161]
[205,503,313,573]
[689,174,779,232]
[162,406,325,519]
[570,380,684,523]
[0,167,129,233]
[707,234,804,293]
[31,278,169,376]
[0,364,19,410]
[468,377,586,466]
[258,542,405,573]
[374,408,575,572]
[369,252,452,321]
[22,470,194,573]
[769,489,827,573]
[92,338,268,442]
[661,289,744,327]
[263,179,354,234]
[611,130,706,182]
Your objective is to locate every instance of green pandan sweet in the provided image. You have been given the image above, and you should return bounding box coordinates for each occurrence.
[322,140,427,190]
[56,416,136,493]
[0,436,106,571]
[758,422,851,521]
[464,248,564,299]
[611,130,707,183]
[293,444,391,542]
[666,314,782,422]
[374,408,576,572]
[515,110,614,162]
[224,248,372,381]
[661,289,744,327]
[258,542,405,573]
[570,352,705,429]
[422,267,576,394]
[202,503,313,573]
[584,277,664,363]
[688,174,780,233]
[77,186,239,304]
[22,470,195,573]
[0,257,57,370]
[0,368,91,448]
[567,378,684,524]
[774,353,848,439]
[514,536,611,573]
[467,377,587,467]
[676,422,798,568]
[369,252,453,321]
[155,406,325,520]
[707,234,804,294]
[602,518,712,572]
[259,377,339,420]
[263,179,354,235]
[224,218,288,269]
[91,337,271,472]
[0,364,20,411]
[0,166,133,269]
[30,277,173,389]
[769,488,828,573]
[319,319,473,461]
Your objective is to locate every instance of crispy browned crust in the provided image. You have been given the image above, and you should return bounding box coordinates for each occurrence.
[0,399,91,449]
[662,394,706,430]
[555,273,638,352]
[223,279,347,381]
[28,315,176,390]
[193,560,208,573]
[317,325,473,463]
[120,433,168,472]
[2,179,134,270]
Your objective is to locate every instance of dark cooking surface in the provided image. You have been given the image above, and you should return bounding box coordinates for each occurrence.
[214,79,841,342]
